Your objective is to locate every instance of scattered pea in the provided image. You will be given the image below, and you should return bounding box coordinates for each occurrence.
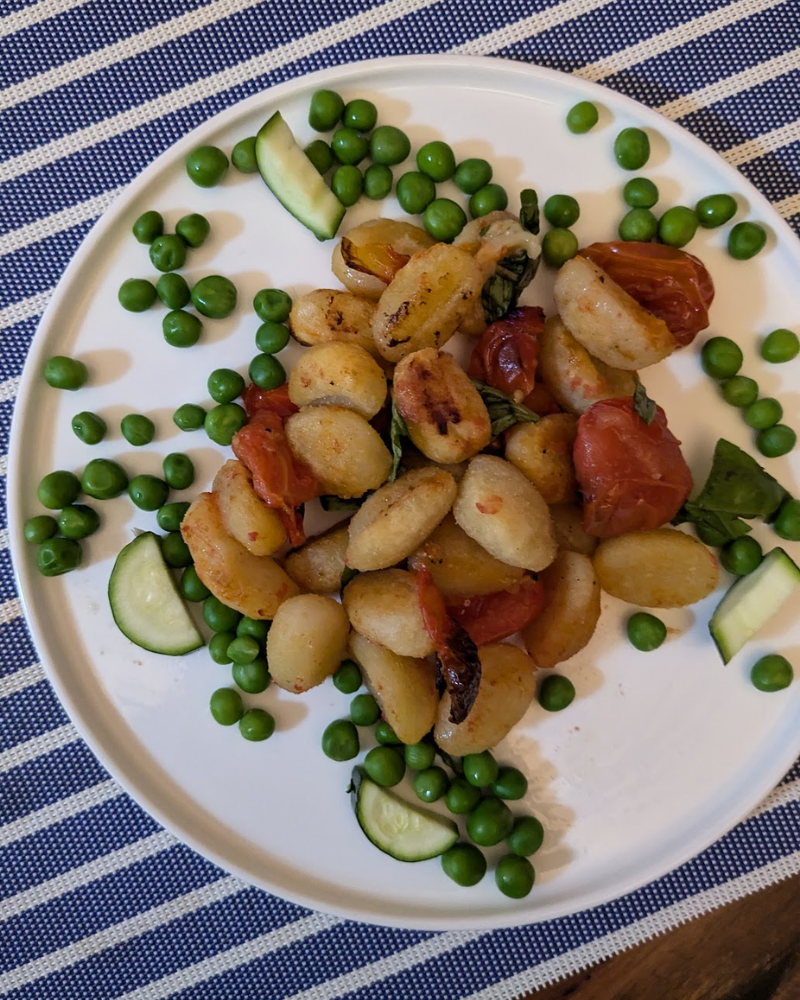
[331,164,363,206]
[538,674,575,712]
[209,687,243,725]
[232,659,270,694]
[490,766,528,800]
[627,611,667,651]
[180,565,210,602]
[416,140,455,182]
[618,207,658,242]
[369,125,410,166]
[542,227,578,268]
[156,272,191,309]
[308,89,344,132]
[37,537,82,576]
[701,337,743,379]
[176,212,210,248]
[413,766,449,803]
[249,353,286,390]
[128,474,169,511]
[507,815,544,857]
[132,210,163,244]
[149,234,187,272]
[695,193,737,228]
[44,356,88,391]
[495,855,535,898]
[363,746,405,787]
[761,328,799,364]
[342,98,377,132]
[120,413,155,447]
[404,739,436,771]
[254,289,292,323]
[236,617,270,643]
[331,127,369,166]
[773,499,800,541]
[231,136,258,173]
[396,171,436,215]
[57,504,99,540]
[321,719,360,761]
[118,278,157,312]
[756,425,796,458]
[227,635,260,665]
[364,163,393,200]
[350,692,380,727]
[720,536,763,576]
[466,797,514,846]
[333,659,362,694]
[463,750,498,788]
[614,127,650,170]
[163,310,202,348]
[186,145,229,187]
[566,100,599,134]
[72,411,106,445]
[203,595,241,633]
[750,654,793,692]
[162,453,194,490]
[24,514,58,544]
[469,183,508,218]
[441,842,486,886]
[191,275,237,318]
[544,194,580,228]
[204,403,247,445]
[743,397,782,430]
[161,531,192,568]
[445,777,482,815]
[209,631,235,664]
[658,206,698,248]
[728,221,767,260]
[37,470,81,509]
[239,708,275,741]
[721,375,758,408]
[158,500,192,535]
[81,458,128,499]
[173,403,206,430]
[423,198,467,242]
[623,177,659,209]
[305,139,334,174]
[374,720,401,745]
[208,368,245,404]
[454,158,492,194]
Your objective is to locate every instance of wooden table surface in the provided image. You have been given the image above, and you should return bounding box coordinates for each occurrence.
[519,876,799,999]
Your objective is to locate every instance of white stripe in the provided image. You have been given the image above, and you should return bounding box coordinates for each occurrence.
[0,526,10,551]
[0,778,118,845]
[0,289,50,331]
[0,720,78,776]
[751,776,800,818]
[461,853,800,998]
[0,829,175,923]
[112,911,342,1000]
[0,453,7,477]
[0,0,439,186]
[0,876,244,994]
[0,0,267,111]
[0,597,22,625]
[0,0,95,41]
[723,116,800,166]
[0,377,20,403]
[0,186,122,259]
[0,661,45,702]
[451,0,619,53]
[657,46,800,121]
[774,191,800,220]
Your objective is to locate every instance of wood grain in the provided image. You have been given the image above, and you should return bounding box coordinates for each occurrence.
[519,876,800,999]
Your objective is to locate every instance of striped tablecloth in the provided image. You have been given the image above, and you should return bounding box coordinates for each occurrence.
[1,2,798,998]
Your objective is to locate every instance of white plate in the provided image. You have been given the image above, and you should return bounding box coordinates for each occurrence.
[8,55,800,931]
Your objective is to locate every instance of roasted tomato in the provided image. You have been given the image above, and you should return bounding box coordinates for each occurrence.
[446,576,546,645]
[467,306,545,401]
[574,397,693,537]
[242,383,298,421]
[579,242,714,347]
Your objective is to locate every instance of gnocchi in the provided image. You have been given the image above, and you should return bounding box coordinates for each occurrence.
[267,594,350,693]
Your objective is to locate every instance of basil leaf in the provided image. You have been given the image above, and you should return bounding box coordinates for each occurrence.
[481,249,538,324]
[340,565,359,588]
[389,397,409,482]
[319,495,361,512]
[632,376,656,425]
[470,379,539,437]
[519,188,540,235]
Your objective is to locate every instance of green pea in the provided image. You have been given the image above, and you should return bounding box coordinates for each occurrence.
[128,474,169,511]
[342,98,377,132]
[180,564,210,602]
[614,127,650,170]
[623,177,659,209]
[176,212,210,248]
[445,777,482,815]
[204,403,247,445]
[149,234,187,273]
[249,353,286,390]
[57,504,99,540]
[209,687,243,725]
[308,89,344,131]
[305,139,334,175]
[71,411,106,445]
[81,459,128,499]
[253,288,292,323]
[374,720,401,745]
[761,328,799,364]
[37,470,81,509]
[227,635,260,665]
[495,855,535,898]
[331,127,369,166]
[469,183,508,219]
[542,228,579,268]
[423,198,467,242]
[626,611,667,651]
[132,210,163,244]
[333,659,362,694]
[744,397,782,430]
[364,163,393,200]
[203,594,241,633]
[721,375,758,408]
[544,194,580,228]
[566,100,599,134]
[750,654,793,692]
[209,631,235,664]
[236,617,270,643]
[454,158,492,195]
[231,136,258,173]
[463,750,499,788]
[441,842,486,887]
[507,815,544,857]
[156,272,191,309]
[162,453,194,490]
[331,164,363,207]
[207,368,245,404]
[350,692,380,727]
[416,140,455,182]
[321,719,359,761]
[701,337,743,379]
[413,767,449,803]
[658,206,698,248]
[369,125,410,166]
[161,531,192,568]
[363,746,405,787]
[118,278,157,312]
[466,797,514,846]
[720,536,763,576]
[490,766,528,800]
[232,659,271,695]
[773,498,800,541]
[396,171,436,215]
[24,514,58,544]
[186,145,229,187]
[163,310,202,348]
[239,708,275,742]
[618,208,658,242]
[538,674,575,711]
[191,275,237,319]
[695,193,737,228]
[37,537,82,576]
[404,739,436,771]
[728,221,767,260]
[120,413,155,447]
[757,425,796,458]
[44,356,88,391]
[173,403,206,430]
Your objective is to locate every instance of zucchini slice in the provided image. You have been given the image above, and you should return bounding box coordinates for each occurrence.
[255,111,345,241]
[109,532,203,655]
[709,547,800,663]
[350,768,458,862]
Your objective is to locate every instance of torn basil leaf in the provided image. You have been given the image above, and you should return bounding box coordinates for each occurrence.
[481,249,538,324]
[520,188,540,235]
[471,379,539,437]
[389,398,409,482]
[632,376,656,425]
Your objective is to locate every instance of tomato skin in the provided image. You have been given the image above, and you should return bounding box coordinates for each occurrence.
[579,242,714,347]
[467,306,545,401]
[242,382,298,420]
[574,397,693,537]
[446,577,546,645]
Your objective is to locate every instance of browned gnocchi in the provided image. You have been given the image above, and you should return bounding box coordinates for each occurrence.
[283,523,349,594]
[287,342,387,418]
[267,594,350,693]
[289,289,381,359]
[331,218,434,300]
[504,413,578,505]
[342,569,434,658]
[212,459,286,557]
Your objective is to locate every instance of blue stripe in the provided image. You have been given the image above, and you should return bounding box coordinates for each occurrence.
[0,618,40,680]
[0,681,70,753]
[0,549,19,603]
[0,221,94,310]
[738,142,800,208]
[0,316,39,383]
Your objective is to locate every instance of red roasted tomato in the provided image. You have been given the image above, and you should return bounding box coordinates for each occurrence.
[574,397,693,537]
[467,306,545,401]
[445,576,546,645]
[242,382,298,421]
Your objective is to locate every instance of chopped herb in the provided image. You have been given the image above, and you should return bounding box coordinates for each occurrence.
[481,249,538,324]
[519,188,540,235]
[471,379,539,437]
[389,397,409,482]
[340,565,359,588]
[632,376,656,425]
[319,495,362,512]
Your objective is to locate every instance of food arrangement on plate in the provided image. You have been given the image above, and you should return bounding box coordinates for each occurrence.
[20,77,800,906]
